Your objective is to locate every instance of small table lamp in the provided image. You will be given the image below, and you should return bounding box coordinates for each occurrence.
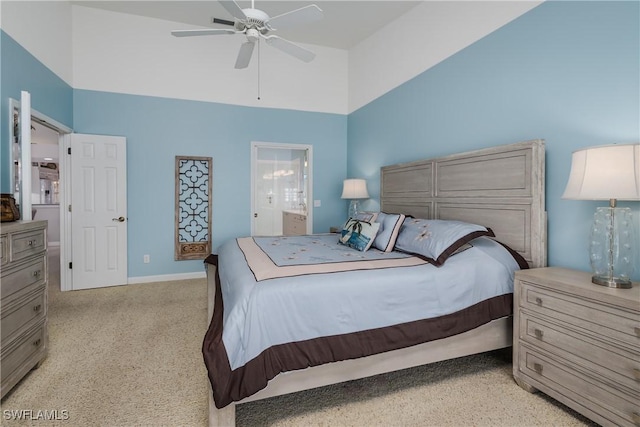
[562,143,640,288]
[341,179,369,219]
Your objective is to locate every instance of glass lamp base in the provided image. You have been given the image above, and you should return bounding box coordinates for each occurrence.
[591,275,632,289]
[348,200,360,219]
[589,206,634,289]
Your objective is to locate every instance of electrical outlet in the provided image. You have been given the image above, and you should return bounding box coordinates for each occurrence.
[143,254,150,264]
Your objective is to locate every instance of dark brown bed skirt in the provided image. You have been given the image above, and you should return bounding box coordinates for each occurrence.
[202,255,513,408]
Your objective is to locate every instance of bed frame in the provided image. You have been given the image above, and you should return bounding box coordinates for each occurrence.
[206,139,546,426]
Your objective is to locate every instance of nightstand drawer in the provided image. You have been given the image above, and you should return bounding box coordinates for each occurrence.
[520,313,640,394]
[519,347,640,427]
[520,281,639,349]
[10,228,46,263]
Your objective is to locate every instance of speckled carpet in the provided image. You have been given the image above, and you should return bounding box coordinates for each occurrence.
[0,249,596,426]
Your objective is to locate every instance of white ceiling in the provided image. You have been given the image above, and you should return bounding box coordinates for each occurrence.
[71,1,422,49]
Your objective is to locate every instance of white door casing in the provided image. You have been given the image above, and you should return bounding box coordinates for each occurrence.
[70,134,127,290]
[19,91,32,221]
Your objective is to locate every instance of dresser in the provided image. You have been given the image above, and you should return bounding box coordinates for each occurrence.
[282,210,307,235]
[513,267,640,426]
[1,220,48,399]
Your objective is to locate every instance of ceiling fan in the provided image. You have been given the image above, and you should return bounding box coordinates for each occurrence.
[171,0,323,69]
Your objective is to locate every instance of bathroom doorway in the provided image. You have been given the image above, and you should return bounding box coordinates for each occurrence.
[251,142,312,236]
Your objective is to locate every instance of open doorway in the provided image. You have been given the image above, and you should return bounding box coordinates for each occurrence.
[10,97,71,292]
[251,142,313,236]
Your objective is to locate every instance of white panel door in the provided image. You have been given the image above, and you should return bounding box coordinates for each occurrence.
[71,134,127,290]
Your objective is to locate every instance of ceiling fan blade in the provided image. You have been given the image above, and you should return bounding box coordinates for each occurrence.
[212,18,235,27]
[264,35,315,63]
[219,0,247,21]
[172,28,236,37]
[266,5,323,31]
[235,41,255,69]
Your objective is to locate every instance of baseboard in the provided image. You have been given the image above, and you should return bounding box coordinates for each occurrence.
[127,270,206,284]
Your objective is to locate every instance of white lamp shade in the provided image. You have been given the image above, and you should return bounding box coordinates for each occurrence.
[341,179,369,199]
[562,143,640,201]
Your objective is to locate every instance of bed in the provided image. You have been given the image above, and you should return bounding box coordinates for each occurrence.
[204,139,546,426]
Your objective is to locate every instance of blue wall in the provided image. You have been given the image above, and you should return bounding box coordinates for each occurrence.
[0,31,73,191]
[73,90,347,277]
[348,1,640,280]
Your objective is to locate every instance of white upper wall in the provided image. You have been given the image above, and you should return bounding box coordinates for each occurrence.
[71,5,348,114]
[1,1,542,115]
[1,0,74,85]
[348,1,542,113]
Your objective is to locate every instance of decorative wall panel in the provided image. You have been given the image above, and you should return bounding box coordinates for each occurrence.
[175,156,212,260]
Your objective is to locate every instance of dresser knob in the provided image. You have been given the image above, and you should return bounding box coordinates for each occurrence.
[535,297,543,306]
[533,363,543,374]
[33,304,42,312]
[28,240,34,246]
[534,328,544,340]
[33,338,41,347]
[32,270,40,277]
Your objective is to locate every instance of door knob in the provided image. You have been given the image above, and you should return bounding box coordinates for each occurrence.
[112,216,125,222]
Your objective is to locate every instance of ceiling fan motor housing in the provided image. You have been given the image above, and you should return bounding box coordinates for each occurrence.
[243,8,270,33]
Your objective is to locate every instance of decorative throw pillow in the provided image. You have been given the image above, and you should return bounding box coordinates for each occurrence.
[394,218,494,266]
[373,212,406,252]
[339,218,381,252]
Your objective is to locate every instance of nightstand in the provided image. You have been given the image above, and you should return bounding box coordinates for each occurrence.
[513,267,640,427]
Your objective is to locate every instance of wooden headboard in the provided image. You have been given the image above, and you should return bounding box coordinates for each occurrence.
[380,140,546,268]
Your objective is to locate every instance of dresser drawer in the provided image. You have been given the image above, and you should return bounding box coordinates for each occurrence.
[520,281,639,350]
[10,228,46,263]
[0,323,45,386]
[0,256,46,299]
[1,287,46,344]
[0,234,7,266]
[520,313,640,395]
[519,346,640,427]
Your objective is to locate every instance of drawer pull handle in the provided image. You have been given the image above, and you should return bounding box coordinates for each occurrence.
[33,338,41,347]
[633,368,640,381]
[535,297,543,306]
[33,304,42,312]
[533,363,543,374]
[632,412,640,426]
[534,329,544,340]
[32,270,40,277]
[28,240,34,246]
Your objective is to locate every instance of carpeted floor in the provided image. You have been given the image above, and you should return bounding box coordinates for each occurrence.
[0,249,596,426]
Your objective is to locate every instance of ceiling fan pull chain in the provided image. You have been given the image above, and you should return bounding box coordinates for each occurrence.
[257,39,261,100]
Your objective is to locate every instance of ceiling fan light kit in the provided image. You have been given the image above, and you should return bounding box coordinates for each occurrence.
[171,0,323,69]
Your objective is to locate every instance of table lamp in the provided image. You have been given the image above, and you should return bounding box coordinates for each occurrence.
[341,179,369,219]
[562,143,640,288]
